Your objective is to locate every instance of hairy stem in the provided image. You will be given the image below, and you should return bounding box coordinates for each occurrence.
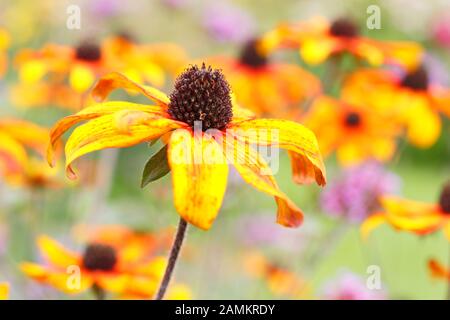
[155,218,188,300]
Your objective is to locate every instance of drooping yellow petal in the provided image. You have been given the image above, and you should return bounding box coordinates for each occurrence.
[361,213,387,240]
[231,119,326,186]
[168,129,228,230]
[47,101,167,166]
[64,113,185,178]
[221,135,304,227]
[92,72,170,106]
[37,235,80,268]
[0,283,8,300]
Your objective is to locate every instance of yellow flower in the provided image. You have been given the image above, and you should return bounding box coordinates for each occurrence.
[21,232,183,299]
[0,282,9,300]
[302,95,400,166]
[361,181,450,240]
[0,28,10,78]
[262,16,423,70]
[48,64,326,230]
[207,39,321,116]
[343,67,450,148]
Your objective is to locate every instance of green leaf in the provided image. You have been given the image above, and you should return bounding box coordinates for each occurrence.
[141,145,170,188]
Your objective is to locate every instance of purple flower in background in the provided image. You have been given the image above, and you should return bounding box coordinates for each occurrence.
[423,54,450,87]
[90,0,121,17]
[321,271,387,300]
[161,0,190,10]
[202,1,255,43]
[321,162,401,223]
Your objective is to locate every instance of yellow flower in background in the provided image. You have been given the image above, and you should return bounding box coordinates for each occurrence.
[361,181,450,240]
[208,39,321,116]
[0,118,55,187]
[302,95,400,166]
[343,67,450,148]
[21,232,186,299]
[47,64,326,230]
[0,28,10,78]
[262,17,423,70]
[0,282,9,300]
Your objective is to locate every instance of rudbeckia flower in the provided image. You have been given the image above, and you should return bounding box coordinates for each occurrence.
[343,67,450,148]
[0,28,10,78]
[47,64,326,230]
[207,39,321,116]
[361,181,450,240]
[21,234,184,299]
[0,118,53,186]
[262,17,423,69]
[302,95,400,166]
[0,282,8,300]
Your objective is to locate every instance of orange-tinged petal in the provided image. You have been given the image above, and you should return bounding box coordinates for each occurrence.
[20,262,92,294]
[47,101,166,166]
[168,129,228,230]
[0,132,28,177]
[221,135,303,228]
[428,259,450,280]
[94,273,130,293]
[231,119,326,186]
[361,213,387,240]
[0,119,49,155]
[64,113,184,179]
[0,283,8,300]
[92,72,170,106]
[37,235,80,268]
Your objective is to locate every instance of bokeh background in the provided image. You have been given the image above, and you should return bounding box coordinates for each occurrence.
[0,0,449,299]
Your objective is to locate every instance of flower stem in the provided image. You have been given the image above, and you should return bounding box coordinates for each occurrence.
[92,283,105,300]
[155,218,188,300]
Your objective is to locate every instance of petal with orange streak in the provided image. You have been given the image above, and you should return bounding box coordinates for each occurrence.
[168,130,228,230]
[64,113,185,179]
[221,135,303,228]
[231,119,326,186]
[47,101,166,165]
[92,72,170,106]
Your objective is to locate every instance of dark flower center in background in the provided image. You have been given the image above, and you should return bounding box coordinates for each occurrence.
[344,111,361,127]
[168,64,233,131]
[400,66,429,91]
[239,39,268,68]
[83,244,117,271]
[330,18,359,38]
[439,182,450,214]
[116,31,136,43]
[75,43,102,61]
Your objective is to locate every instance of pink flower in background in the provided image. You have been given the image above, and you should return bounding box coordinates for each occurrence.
[202,1,255,43]
[321,162,400,223]
[321,271,387,300]
[432,14,450,48]
[161,0,190,10]
[90,0,121,17]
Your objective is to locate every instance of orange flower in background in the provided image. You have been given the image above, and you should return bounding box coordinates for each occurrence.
[21,234,188,299]
[244,252,308,298]
[207,39,321,116]
[0,282,9,300]
[0,28,10,78]
[361,181,450,240]
[428,259,450,281]
[343,67,450,148]
[302,95,400,166]
[262,17,423,69]
[47,64,326,230]
[0,118,59,187]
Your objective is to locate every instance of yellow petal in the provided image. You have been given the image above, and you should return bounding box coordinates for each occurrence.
[92,72,170,106]
[37,235,80,268]
[168,130,228,230]
[65,113,184,178]
[221,135,304,227]
[0,283,9,300]
[69,64,96,93]
[47,101,167,166]
[231,119,326,186]
[300,37,337,65]
[0,131,28,177]
[361,213,387,240]
[0,118,49,155]
[405,97,441,148]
